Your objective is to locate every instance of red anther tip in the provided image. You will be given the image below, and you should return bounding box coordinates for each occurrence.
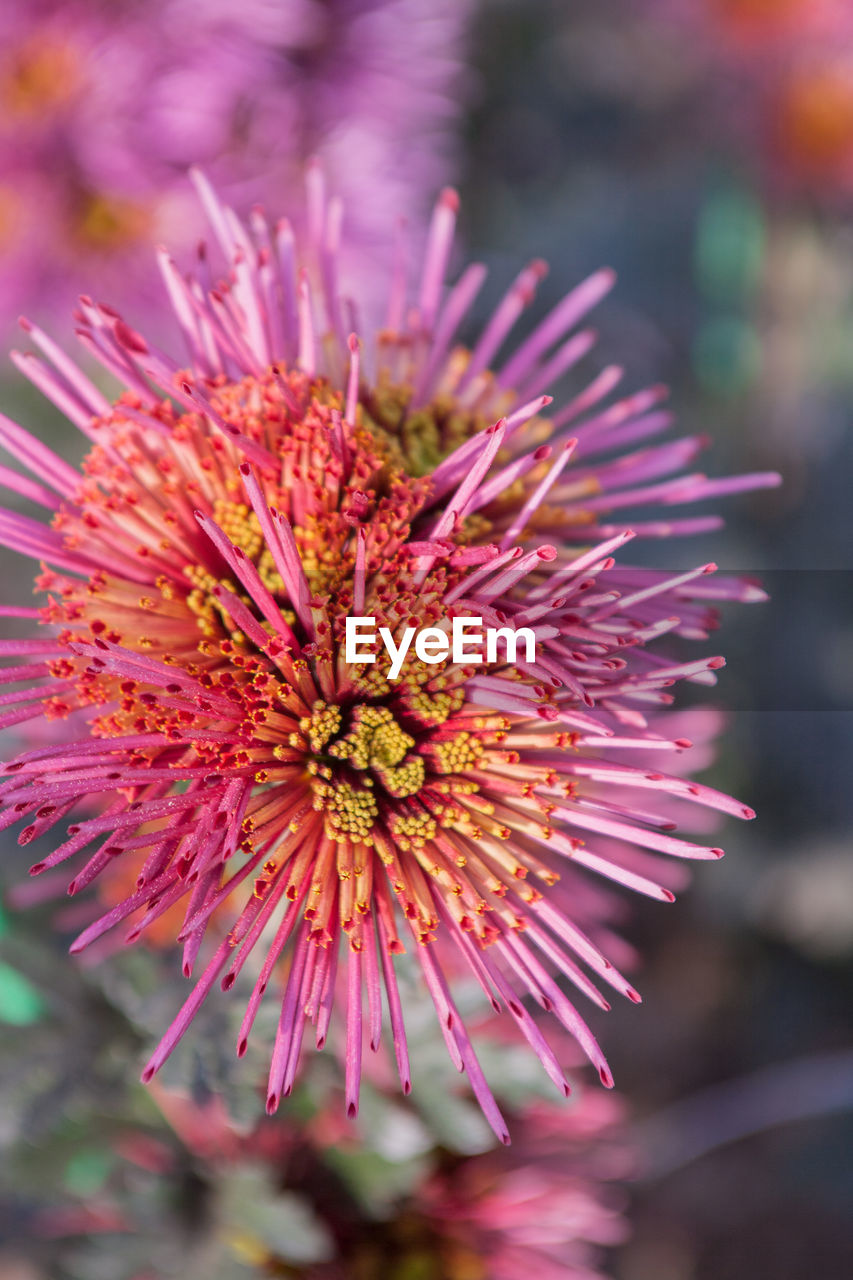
[348,332,360,351]
[663,889,676,903]
[141,1066,155,1084]
[703,562,718,574]
[237,1038,248,1057]
[709,656,726,669]
[18,316,32,331]
[599,1066,615,1088]
[114,320,148,353]
[239,462,250,474]
[266,1094,278,1115]
[712,848,725,859]
[347,1101,359,1118]
[742,807,757,820]
[439,187,460,212]
[675,738,693,749]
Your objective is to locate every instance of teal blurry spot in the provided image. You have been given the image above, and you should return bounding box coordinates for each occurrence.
[0,961,44,1025]
[693,317,762,397]
[695,186,765,305]
[64,1149,114,1196]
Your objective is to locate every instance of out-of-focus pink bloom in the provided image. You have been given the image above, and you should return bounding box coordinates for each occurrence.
[647,0,853,194]
[36,1082,632,1280]
[0,0,471,328]
[420,1092,631,1280]
[0,173,778,1140]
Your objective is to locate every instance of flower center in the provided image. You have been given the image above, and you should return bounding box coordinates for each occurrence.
[1,39,81,117]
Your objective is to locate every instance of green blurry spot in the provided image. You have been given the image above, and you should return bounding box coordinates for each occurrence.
[695,186,765,304]
[0,901,8,937]
[64,1149,113,1196]
[0,961,44,1024]
[693,317,762,397]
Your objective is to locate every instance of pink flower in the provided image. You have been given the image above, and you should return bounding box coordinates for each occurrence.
[647,0,853,193]
[0,173,779,1140]
[33,1082,632,1280]
[420,1092,632,1280]
[0,0,471,329]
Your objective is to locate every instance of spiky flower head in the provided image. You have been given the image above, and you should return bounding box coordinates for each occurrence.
[0,172,779,1141]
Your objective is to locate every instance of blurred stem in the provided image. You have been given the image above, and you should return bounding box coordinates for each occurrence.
[633,1048,853,1179]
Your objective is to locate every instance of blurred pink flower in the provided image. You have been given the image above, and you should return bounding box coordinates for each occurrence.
[0,0,472,329]
[648,0,853,194]
[32,1081,632,1280]
[420,1092,632,1280]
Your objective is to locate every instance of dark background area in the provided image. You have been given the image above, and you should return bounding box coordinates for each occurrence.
[458,2,853,1276]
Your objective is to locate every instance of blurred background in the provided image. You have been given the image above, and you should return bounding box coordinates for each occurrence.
[0,1,852,1277]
